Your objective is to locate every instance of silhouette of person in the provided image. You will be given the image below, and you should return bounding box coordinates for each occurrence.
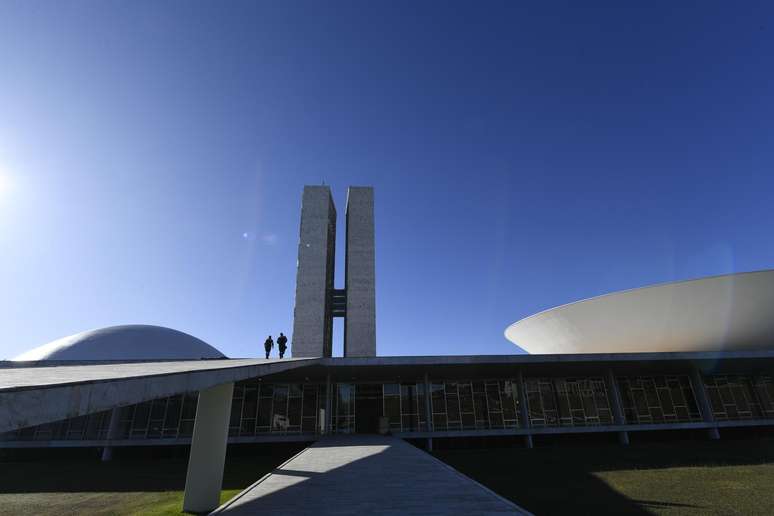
[277,333,288,359]
[264,335,274,359]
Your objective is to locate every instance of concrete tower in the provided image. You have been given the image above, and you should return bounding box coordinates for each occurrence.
[344,187,376,357]
[291,186,336,357]
[291,185,376,357]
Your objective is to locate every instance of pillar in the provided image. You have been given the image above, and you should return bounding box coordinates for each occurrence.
[182,382,235,513]
[100,406,123,462]
[424,373,433,451]
[606,369,630,445]
[292,186,336,358]
[690,367,720,440]
[344,187,376,357]
[517,370,533,449]
[325,373,333,434]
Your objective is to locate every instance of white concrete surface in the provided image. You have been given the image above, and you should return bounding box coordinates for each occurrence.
[213,435,529,515]
[183,382,235,513]
[292,186,337,358]
[0,358,317,433]
[506,270,774,354]
[345,187,376,357]
[11,325,225,361]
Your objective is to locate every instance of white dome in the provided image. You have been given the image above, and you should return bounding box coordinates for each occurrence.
[12,325,226,361]
[505,270,774,354]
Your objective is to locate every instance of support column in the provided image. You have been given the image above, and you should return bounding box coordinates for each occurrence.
[325,373,333,435]
[517,370,533,449]
[183,382,235,514]
[100,406,123,462]
[691,367,720,440]
[424,373,433,451]
[606,369,630,445]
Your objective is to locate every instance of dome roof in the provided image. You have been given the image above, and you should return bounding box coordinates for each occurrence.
[505,270,774,354]
[12,325,226,361]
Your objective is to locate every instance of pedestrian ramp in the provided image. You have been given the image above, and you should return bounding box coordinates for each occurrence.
[211,434,530,515]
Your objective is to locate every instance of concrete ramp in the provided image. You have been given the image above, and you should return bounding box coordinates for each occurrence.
[213,435,529,515]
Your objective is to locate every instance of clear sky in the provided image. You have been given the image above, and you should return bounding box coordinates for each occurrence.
[1,2,773,359]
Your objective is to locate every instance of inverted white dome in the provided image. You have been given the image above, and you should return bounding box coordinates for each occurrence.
[506,270,774,354]
[12,325,226,361]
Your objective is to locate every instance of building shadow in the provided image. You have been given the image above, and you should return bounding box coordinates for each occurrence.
[0,442,309,494]
[2,435,773,515]
[432,434,774,515]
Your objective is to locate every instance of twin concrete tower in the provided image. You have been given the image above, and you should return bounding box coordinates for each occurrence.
[291,186,376,358]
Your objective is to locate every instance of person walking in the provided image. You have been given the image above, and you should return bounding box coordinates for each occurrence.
[277,332,288,359]
[263,335,274,359]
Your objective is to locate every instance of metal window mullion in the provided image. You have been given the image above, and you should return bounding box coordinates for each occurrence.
[160,396,170,437]
[494,380,504,427]
[401,384,407,432]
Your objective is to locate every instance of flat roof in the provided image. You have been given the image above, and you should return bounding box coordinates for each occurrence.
[4,349,774,391]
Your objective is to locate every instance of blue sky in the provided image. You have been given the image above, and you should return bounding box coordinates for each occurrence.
[1,1,773,359]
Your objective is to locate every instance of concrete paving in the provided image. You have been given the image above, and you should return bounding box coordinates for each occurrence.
[213,435,529,515]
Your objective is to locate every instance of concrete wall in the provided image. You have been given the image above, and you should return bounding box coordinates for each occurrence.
[292,186,336,357]
[344,187,376,357]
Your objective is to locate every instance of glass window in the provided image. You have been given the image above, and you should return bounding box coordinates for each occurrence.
[384,393,401,431]
[384,383,400,396]
[526,377,611,427]
[164,396,182,437]
[272,385,289,431]
[618,375,702,424]
[705,375,773,421]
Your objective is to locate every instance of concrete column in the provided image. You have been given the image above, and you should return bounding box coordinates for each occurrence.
[516,370,533,449]
[292,186,336,358]
[100,406,123,462]
[690,367,720,440]
[325,373,333,434]
[183,382,235,514]
[344,187,376,357]
[606,369,630,445]
[424,373,433,451]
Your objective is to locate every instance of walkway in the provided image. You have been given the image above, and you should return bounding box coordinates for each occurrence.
[212,435,529,515]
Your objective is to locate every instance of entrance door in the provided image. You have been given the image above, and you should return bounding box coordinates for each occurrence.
[355,384,382,433]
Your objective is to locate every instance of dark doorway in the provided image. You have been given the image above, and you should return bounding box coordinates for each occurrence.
[355,384,382,433]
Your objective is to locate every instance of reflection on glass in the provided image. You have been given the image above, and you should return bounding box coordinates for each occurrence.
[526,377,612,427]
[618,375,701,424]
[705,375,774,421]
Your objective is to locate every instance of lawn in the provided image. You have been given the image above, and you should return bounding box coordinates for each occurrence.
[0,443,307,516]
[4,437,773,515]
[434,437,774,515]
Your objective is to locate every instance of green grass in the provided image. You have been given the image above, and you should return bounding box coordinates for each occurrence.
[0,443,307,515]
[6,438,774,515]
[434,437,774,515]
[0,490,242,516]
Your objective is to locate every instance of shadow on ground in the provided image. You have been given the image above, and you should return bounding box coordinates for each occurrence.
[215,435,524,515]
[0,442,308,494]
[433,435,774,515]
[3,436,774,515]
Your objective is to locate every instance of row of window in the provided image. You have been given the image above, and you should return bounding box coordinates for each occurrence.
[705,375,774,421]
[3,374,773,441]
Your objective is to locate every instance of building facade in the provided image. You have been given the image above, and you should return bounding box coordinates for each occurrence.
[4,353,773,448]
[4,188,773,452]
